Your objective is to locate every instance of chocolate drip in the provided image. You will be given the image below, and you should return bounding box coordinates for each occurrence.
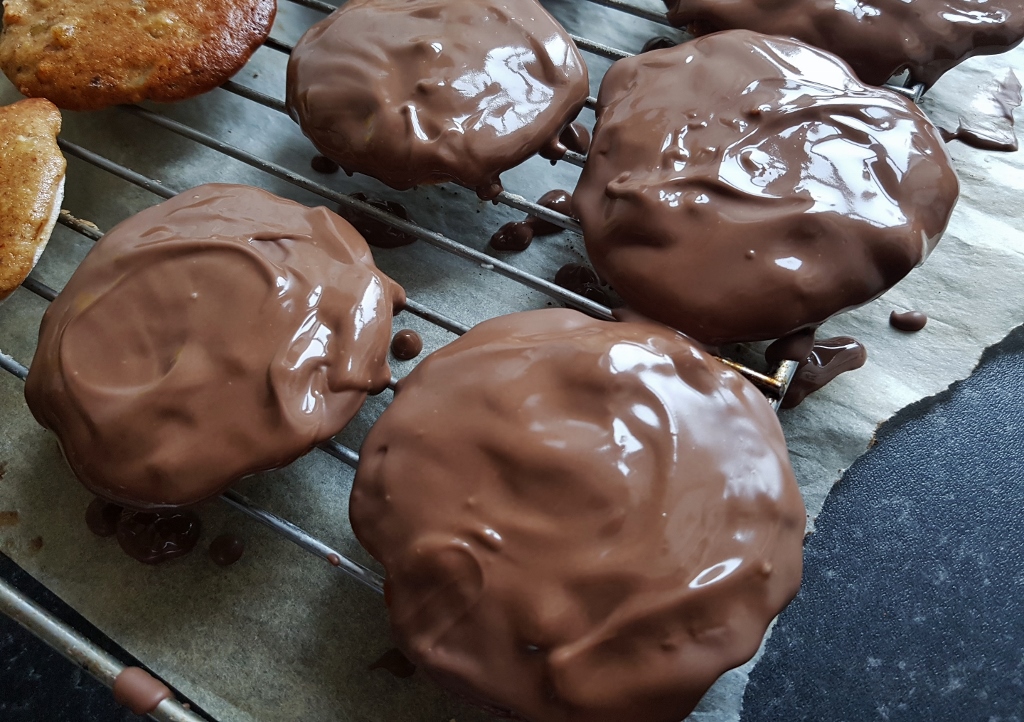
[24,184,404,508]
[310,155,339,174]
[782,336,868,409]
[559,122,591,156]
[939,70,1022,152]
[369,648,417,678]
[554,263,610,306]
[765,328,816,364]
[641,36,677,53]
[574,31,958,346]
[890,310,928,332]
[116,509,202,564]
[489,190,575,251]
[85,498,123,538]
[662,0,1024,87]
[208,534,245,566]
[112,667,173,716]
[286,0,589,199]
[338,193,418,249]
[391,329,424,361]
[351,309,806,722]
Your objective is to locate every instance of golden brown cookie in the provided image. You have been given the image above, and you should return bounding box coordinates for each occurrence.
[0,98,65,302]
[0,0,276,111]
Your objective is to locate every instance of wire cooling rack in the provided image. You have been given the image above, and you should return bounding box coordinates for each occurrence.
[0,0,925,718]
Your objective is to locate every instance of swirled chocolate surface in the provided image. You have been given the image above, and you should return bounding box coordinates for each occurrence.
[574,31,959,346]
[286,0,589,200]
[25,184,405,508]
[350,308,806,722]
[662,0,1024,87]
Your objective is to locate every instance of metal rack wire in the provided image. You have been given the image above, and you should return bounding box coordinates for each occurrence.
[4,0,914,716]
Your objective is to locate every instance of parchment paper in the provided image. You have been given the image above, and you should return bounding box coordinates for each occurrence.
[1,2,1022,721]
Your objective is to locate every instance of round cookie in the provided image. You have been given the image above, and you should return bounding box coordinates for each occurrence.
[286,0,589,200]
[25,184,405,508]
[0,0,275,111]
[351,308,806,722]
[573,31,959,346]
[0,98,65,302]
[662,0,1024,87]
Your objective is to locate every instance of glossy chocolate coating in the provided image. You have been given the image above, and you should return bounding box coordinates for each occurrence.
[489,221,535,251]
[890,310,928,332]
[351,308,806,722]
[25,184,405,508]
[662,0,1024,87]
[286,0,589,200]
[782,336,868,408]
[574,31,959,346]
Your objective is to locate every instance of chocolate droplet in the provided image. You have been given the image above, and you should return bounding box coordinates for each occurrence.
[528,190,574,236]
[209,534,245,566]
[889,310,928,332]
[489,221,535,252]
[559,122,591,155]
[391,329,424,361]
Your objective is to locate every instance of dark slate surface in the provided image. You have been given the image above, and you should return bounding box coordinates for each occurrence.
[0,551,212,721]
[743,324,1024,722]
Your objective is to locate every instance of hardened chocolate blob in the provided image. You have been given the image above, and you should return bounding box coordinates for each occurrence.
[574,31,959,346]
[351,308,806,722]
[25,184,405,508]
[662,0,1024,87]
[286,0,589,200]
[889,310,928,332]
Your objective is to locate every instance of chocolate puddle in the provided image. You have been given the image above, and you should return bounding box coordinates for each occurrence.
[116,509,202,564]
[782,336,868,409]
[939,70,1022,152]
